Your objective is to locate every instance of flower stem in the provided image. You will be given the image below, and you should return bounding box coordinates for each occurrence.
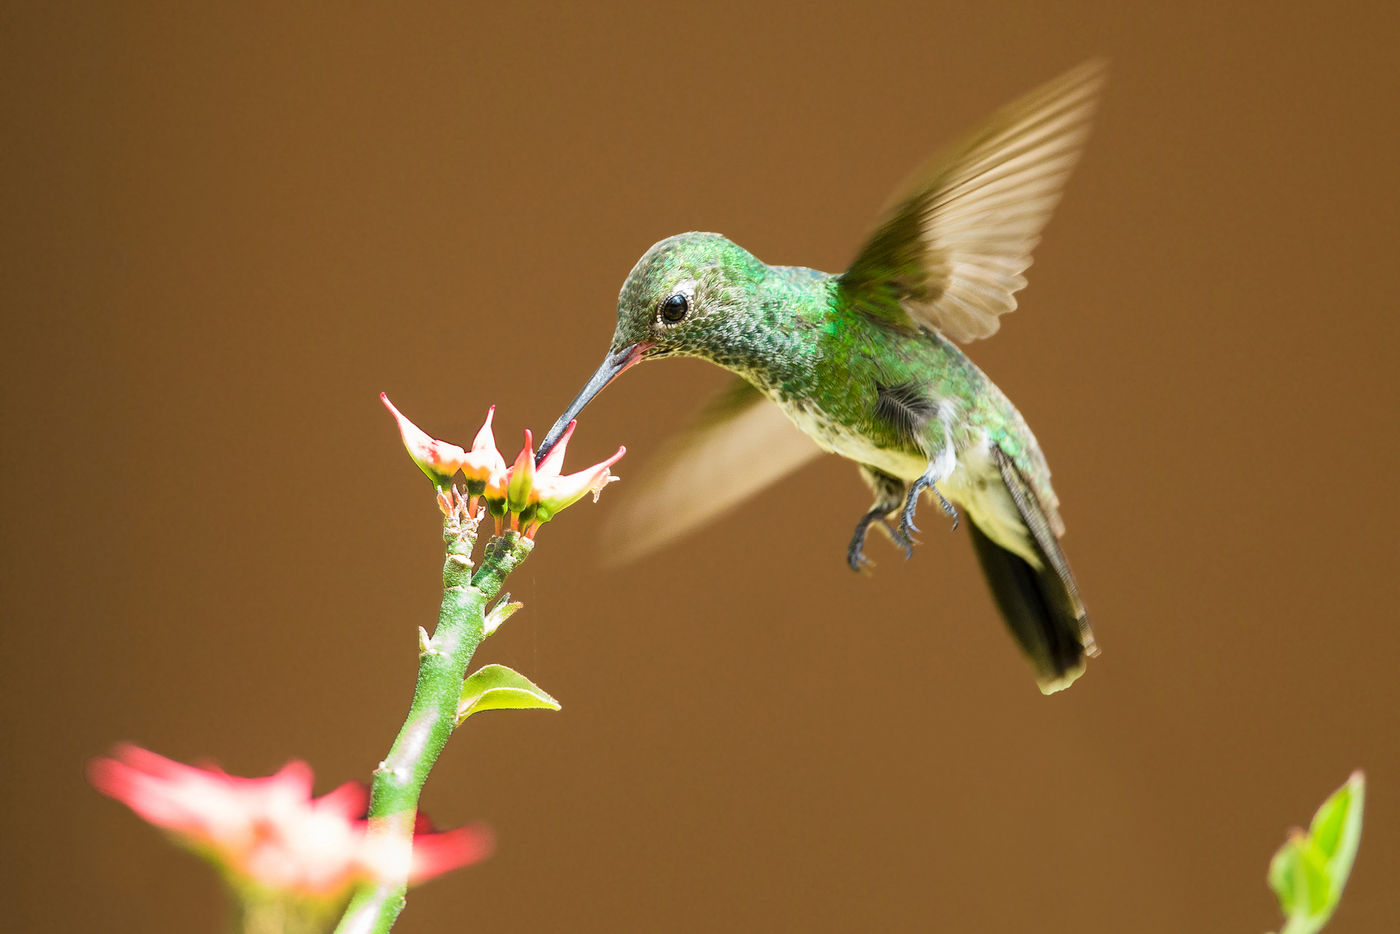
[334,507,533,934]
[232,888,342,934]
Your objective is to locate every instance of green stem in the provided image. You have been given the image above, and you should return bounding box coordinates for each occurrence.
[334,509,532,934]
[231,886,343,934]
[1278,917,1326,934]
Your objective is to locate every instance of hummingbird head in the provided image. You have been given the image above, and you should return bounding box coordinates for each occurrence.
[536,232,767,463]
[610,231,768,361]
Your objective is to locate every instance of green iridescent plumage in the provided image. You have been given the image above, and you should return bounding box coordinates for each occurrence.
[538,62,1105,693]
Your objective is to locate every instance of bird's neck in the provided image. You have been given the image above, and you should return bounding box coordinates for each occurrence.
[721,266,838,404]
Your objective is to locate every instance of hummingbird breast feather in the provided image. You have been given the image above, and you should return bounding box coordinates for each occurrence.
[783,400,929,480]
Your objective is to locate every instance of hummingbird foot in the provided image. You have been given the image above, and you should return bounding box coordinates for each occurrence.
[900,473,959,542]
[846,508,917,571]
[933,486,958,525]
[847,512,879,572]
[850,465,916,571]
[883,518,917,558]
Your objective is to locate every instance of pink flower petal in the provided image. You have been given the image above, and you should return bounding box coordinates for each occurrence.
[90,746,489,900]
[408,823,495,882]
[471,405,498,454]
[536,419,577,479]
[532,445,626,522]
[316,781,371,820]
[382,393,469,485]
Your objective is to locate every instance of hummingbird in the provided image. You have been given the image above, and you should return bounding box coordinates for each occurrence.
[536,62,1103,693]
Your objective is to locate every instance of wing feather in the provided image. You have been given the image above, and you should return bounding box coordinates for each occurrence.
[601,378,823,564]
[840,61,1106,342]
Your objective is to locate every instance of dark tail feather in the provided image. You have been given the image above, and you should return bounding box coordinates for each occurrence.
[968,448,1098,694]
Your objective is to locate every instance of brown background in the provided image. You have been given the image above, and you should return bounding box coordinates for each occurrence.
[4,2,1397,931]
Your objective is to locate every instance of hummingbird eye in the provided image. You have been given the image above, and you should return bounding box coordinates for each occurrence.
[659,292,690,324]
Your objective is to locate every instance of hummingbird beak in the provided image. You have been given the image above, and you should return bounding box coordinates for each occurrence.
[536,342,650,465]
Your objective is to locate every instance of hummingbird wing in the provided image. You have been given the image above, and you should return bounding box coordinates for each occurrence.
[601,377,823,564]
[839,61,1105,342]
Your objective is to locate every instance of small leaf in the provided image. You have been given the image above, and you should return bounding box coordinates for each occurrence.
[1309,771,1364,885]
[1268,836,1302,915]
[483,595,523,637]
[1269,834,1330,921]
[1296,839,1333,916]
[457,664,560,724]
[1269,772,1366,934]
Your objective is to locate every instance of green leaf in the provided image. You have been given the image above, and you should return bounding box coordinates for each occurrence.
[483,594,523,637]
[1309,771,1364,887]
[1269,772,1365,934]
[457,664,560,724]
[1297,839,1334,916]
[1268,836,1303,915]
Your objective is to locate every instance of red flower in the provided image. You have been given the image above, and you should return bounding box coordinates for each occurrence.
[89,745,490,899]
[529,419,625,526]
[381,394,474,490]
[382,395,623,537]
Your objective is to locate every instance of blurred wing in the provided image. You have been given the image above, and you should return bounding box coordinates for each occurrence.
[839,60,1106,342]
[602,378,823,564]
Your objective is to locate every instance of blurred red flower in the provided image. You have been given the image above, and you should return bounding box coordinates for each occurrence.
[89,745,491,899]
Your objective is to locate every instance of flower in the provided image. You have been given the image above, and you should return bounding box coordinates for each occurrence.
[505,429,537,516]
[495,425,624,535]
[89,745,491,900]
[461,405,509,497]
[382,395,623,537]
[381,394,473,491]
[530,419,625,524]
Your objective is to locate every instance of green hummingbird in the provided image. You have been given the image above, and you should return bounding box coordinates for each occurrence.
[536,62,1104,693]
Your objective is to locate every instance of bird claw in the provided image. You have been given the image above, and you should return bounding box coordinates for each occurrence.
[848,506,920,571]
[846,534,874,572]
[902,475,959,540]
[848,507,890,572]
[881,518,916,560]
[936,488,959,528]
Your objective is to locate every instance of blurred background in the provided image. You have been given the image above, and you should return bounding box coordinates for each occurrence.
[4,2,1397,931]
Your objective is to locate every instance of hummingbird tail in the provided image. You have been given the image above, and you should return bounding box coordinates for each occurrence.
[967,448,1098,694]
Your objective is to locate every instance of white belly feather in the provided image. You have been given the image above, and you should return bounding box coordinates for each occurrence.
[785,402,1041,569]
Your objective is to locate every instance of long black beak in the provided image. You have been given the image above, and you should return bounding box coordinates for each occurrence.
[535,342,648,465]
